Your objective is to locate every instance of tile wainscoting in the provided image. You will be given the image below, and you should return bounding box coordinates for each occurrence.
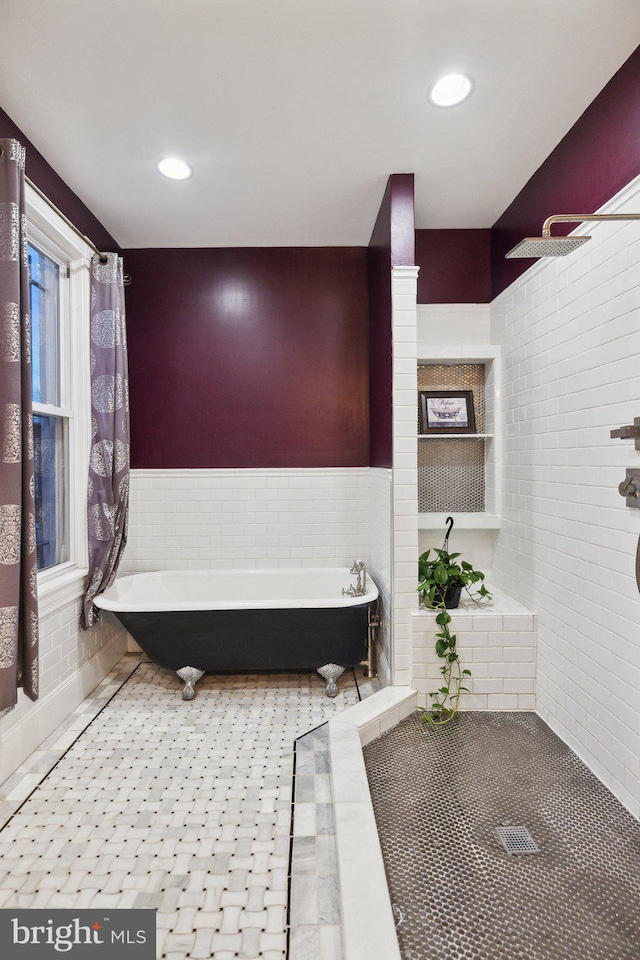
[125,468,371,571]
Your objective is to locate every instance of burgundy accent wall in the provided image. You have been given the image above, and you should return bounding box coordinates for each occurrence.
[491,45,640,299]
[389,174,416,268]
[0,106,119,252]
[368,174,415,468]
[123,247,369,468]
[415,229,491,303]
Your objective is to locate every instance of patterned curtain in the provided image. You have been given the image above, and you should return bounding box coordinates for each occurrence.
[0,138,39,714]
[82,254,130,628]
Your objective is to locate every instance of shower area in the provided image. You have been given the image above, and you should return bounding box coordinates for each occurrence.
[388,202,640,815]
[365,194,640,958]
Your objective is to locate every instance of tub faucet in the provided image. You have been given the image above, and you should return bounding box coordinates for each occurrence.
[349,559,367,596]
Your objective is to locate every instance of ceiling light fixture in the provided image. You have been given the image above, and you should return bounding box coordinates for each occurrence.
[428,74,474,107]
[156,158,193,180]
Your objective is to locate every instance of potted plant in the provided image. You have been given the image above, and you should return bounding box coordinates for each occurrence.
[417,526,491,724]
[417,546,490,610]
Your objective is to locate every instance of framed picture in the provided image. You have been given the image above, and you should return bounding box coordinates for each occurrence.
[419,390,476,434]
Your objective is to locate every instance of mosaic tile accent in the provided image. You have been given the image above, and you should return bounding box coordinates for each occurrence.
[0,658,360,958]
[364,711,640,960]
[0,657,140,827]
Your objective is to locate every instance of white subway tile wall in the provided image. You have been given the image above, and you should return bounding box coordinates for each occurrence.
[417,304,492,351]
[124,468,371,571]
[38,601,123,693]
[391,267,420,687]
[491,177,640,816]
[369,469,392,685]
[411,589,537,711]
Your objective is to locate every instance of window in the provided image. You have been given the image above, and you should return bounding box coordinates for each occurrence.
[26,186,92,590]
[29,242,69,570]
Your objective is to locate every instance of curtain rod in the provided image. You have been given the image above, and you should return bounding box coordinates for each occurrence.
[26,176,110,262]
[25,175,131,284]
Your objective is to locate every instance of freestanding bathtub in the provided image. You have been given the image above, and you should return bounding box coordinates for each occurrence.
[93,566,378,699]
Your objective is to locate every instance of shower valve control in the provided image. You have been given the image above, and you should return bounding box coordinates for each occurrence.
[611,417,640,451]
[619,469,640,507]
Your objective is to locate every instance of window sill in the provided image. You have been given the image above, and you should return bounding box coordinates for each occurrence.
[37,565,87,619]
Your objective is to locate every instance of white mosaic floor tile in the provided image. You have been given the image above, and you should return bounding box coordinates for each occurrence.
[0,656,360,959]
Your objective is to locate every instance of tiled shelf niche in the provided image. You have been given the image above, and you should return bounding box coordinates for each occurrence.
[417,345,501,531]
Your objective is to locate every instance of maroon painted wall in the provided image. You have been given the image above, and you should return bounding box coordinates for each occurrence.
[492,45,640,298]
[368,174,415,468]
[124,247,369,468]
[389,175,416,268]
[367,241,393,469]
[415,229,491,303]
[0,106,119,253]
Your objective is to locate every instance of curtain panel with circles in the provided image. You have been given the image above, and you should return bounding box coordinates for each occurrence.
[82,253,130,628]
[0,138,39,714]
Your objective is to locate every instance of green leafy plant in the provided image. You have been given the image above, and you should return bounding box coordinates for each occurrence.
[417,546,491,724]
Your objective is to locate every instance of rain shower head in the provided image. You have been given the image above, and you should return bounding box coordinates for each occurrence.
[505,213,640,259]
[506,235,590,259]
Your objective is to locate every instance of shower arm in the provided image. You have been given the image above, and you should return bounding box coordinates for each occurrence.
[541,213,640,238]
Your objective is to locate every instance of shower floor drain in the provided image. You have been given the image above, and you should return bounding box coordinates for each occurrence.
[495,825,540,854]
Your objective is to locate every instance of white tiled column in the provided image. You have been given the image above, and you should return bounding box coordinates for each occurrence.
[369,468,392,686]
[391,266,419,685]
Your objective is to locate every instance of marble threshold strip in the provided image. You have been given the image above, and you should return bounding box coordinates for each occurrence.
[289,684,417,960]
[329,687,417,960]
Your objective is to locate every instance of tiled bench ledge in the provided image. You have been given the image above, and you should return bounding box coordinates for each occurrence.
[328,687,417,960]
[411,586,537,711]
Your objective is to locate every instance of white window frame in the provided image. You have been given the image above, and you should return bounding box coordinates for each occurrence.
[26,185,92,614]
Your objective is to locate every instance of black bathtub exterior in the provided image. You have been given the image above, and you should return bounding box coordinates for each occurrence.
[113,603,370,674]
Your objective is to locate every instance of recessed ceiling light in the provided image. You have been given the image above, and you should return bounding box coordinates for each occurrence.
[156,158,193,180]
[428,74,474,107]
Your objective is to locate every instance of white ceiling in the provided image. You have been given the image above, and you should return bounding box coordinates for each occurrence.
[2,0,640,248]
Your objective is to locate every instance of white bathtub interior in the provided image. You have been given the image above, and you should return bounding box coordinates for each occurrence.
[94,567,379,611]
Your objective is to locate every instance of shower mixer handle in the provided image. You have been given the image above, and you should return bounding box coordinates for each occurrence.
[619,476,640,498]
[618,469,640,508]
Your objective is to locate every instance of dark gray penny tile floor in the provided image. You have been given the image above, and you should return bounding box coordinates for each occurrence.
[364,711,640,960]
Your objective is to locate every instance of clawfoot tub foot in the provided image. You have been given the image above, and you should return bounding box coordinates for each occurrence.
[177,666,205,700]
[317,663,345,698]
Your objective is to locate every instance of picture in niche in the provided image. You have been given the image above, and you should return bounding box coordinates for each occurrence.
[419,390,476,434]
